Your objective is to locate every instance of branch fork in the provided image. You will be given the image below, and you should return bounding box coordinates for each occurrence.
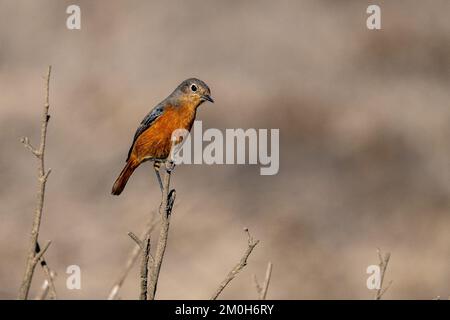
[128,232,152,300]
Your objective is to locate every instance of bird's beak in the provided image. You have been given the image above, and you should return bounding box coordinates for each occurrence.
[202,94,214,103]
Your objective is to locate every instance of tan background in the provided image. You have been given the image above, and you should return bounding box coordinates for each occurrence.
[0,0,449,299]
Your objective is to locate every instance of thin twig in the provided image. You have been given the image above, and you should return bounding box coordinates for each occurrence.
[128,232,144,249]
[34,270,56,300]
[379,279,393,298]
[32,241,51,265]
[147,161,176,300]
[128,232,151,300]
[253,274,262,294]
[256,262,272,300]
[34,241,57,300]
[210,228,260,300]
[107,214,159,300]
[18,66,53,300]
[141,236,151,300]
[35,278,50,300]
[375,249,392,300]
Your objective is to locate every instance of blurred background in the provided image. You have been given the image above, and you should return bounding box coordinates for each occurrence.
[0,0,449,299]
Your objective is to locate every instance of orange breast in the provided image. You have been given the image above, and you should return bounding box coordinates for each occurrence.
[131,105,196,162]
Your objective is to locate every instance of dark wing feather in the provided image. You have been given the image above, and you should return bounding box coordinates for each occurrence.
[126,103,165,161]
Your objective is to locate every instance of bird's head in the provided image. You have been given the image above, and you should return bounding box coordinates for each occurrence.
[173,78,214,108]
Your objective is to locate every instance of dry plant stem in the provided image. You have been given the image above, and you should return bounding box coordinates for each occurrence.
[210,230,260,300]
[140,236,151,300]
[35,270,56,300]
[35,242,57,300]
[254,262,273,299]
[18,66,53,300]
[253,274,262,294]
[128,232,152,300]
[107,214,158,300]
[375,249,392,300]
[38,262,56,299]
[35,279,50,300]
[147,162,176,300]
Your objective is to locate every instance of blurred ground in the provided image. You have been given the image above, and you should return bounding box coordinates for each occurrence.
[0,0,449,299]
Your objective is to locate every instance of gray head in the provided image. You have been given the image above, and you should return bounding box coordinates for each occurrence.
[169,78,214,107]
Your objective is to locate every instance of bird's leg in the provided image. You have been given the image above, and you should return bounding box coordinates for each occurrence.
[153,162,163,193]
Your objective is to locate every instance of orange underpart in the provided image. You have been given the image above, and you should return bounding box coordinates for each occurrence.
[130,104,196,164]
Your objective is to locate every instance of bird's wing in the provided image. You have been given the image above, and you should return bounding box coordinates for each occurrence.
[126,103,165,161]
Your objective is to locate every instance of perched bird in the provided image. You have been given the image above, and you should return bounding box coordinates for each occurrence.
[112,78,213,195]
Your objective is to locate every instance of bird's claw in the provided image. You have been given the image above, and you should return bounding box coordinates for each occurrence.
[165,160,175,173]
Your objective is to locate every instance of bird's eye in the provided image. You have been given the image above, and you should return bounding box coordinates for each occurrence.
[190,84,198,92]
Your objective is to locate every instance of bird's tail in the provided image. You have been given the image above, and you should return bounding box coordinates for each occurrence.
[112,161,137,195]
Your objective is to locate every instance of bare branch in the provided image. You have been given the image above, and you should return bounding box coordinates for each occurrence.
[34,279,50,300]
[259,262,273,300]
[126,232,152,300]
[147,161,176,300]
[128,232,144,250]
[253,274,262,294]
[34,270,56,300]
[210,228,260,300]
[21,137,40,157]
[375,249,392,300]
[107,214,159,300]
[379,280,393,298]
[128,230,155,266]
[32,241,51,265]
[18,66,53,300]
[33,241,57,300]
[141,236,151,300]
[42,168,52,182]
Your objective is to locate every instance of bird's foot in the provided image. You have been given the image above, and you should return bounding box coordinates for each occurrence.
[165,160,175,173]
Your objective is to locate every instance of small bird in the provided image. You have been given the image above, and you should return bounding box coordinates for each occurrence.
[112,78,214,195]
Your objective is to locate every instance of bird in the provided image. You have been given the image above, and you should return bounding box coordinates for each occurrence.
[111,78,214,195]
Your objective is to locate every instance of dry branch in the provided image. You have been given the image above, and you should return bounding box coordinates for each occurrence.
[34,269,56,300]
[210,228,260,300]
[35,241,57,300]
[375,249,392,300]
[18,66,53,300]
[107,214,159,300]
[253,261,272,300]
[128,232,152,300]
[147,161,176,300]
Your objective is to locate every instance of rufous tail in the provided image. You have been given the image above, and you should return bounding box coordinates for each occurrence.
[112,161,137,195]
